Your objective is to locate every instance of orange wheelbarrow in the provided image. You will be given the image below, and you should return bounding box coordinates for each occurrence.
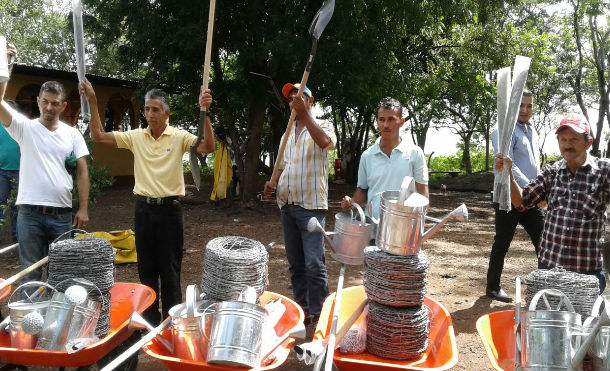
[142,290,304,371]
[475,310,516,371]
[0,279,10,302]
[313,285,458,371]
[0,282,155,370]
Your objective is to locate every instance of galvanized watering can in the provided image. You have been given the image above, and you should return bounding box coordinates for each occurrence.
[7,281,56,349]
[369,190,468,255]
[519,289,588,371]
[307,203,372,265]
[581,296,610,371]
[166,284,208,362]
[36,278,102,351]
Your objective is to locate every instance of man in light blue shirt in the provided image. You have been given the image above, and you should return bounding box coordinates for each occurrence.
[0,120,19,242]
[486,90,544,303]
[341,97,428,227]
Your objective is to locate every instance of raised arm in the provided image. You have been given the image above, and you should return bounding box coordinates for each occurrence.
[195,87,215,154]
[80,79,117,147]
[0,42,17,127]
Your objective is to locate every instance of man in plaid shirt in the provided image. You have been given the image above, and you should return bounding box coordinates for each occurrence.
[496,113,609,292]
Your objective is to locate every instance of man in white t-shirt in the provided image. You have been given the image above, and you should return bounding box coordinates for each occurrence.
[0,43,90,283]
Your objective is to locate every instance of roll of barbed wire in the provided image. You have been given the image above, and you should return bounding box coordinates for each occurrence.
[524,267,599,318]
[200,236,268,301]
[47,235,115,293]
[364,247,429,307]
[366,301,430,360]
[47,233,115,339]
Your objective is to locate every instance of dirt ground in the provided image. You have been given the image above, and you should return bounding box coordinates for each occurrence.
[0,175,541,370]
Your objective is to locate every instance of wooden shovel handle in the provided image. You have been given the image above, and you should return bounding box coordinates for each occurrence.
[201,0,216,110]
[335,298,369,344]
[0,256,49,292]
[270,70,311,183]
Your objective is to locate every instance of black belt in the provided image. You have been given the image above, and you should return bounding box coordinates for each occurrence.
[136,195,180,206]
[21,204,72,215]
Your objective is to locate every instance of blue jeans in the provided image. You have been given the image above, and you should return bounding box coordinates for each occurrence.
[538,260,606,293]
[281,205,329,316]
[17,205,72,283]
[0,169,19,242]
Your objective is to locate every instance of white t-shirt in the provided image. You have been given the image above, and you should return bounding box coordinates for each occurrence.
[7,110,89,207]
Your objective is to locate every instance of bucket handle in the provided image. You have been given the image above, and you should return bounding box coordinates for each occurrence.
[200,302,216,341]
[185,284,200,318]
[528,289,576,312]
[50,229,91,246]
[8,281,57,305]
[350,203,367,227]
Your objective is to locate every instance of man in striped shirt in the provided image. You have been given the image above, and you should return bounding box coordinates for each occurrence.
[497,113,609,292]
[264,82,335,326]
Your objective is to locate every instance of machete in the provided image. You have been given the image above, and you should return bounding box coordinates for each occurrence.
[72,0,90,123]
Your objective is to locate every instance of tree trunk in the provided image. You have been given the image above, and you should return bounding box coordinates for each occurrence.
[242,100,266,201]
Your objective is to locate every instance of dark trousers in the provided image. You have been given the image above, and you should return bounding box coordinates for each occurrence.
[486,203,544,291]
[134,199,184,325]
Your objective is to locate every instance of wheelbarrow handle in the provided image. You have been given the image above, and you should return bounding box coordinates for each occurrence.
[100,318,171,371]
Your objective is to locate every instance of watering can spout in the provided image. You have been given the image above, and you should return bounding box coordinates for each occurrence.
[421,203,468,244]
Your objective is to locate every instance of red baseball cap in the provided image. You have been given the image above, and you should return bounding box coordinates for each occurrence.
[556,113,590,135]
[281,83,312,98]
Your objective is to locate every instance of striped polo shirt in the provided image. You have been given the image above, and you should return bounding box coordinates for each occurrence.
[276,120,336,210]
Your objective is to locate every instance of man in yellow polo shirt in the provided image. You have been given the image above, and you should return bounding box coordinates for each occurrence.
[81,79,215,324]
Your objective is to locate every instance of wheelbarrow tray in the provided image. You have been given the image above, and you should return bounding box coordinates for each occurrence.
[142,291,304,371]
[313,285,458,371]
[475,310,516,371]
[0,278,10,301]
[0,282,155,367]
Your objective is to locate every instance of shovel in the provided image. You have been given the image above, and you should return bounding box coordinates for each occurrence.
[269,0,335,185]
[128,312,174,354]
[0,243,18,255]
[514,276,521,369]
[259,321,307,364]
[189,0,216,190]
[0,256,49,293]
[294,297,368,365]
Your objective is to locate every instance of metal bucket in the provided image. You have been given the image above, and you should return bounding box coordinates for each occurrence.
[36,280,102,351]
[375,190,427,255]
[332,203,372,265]
[520,289,583,371]
[583,296,610,370]
[203,301,268,368]
[7,281,55,349]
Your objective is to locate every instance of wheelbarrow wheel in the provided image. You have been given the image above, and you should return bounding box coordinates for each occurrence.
[79,332,141,371]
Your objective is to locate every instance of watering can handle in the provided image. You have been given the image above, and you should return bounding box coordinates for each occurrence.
[200,303,216,341]
[528,289,576,312]
[591,295,608,316]
[351,203,366,227]
[185,284,200,318]
[367,191,383,223]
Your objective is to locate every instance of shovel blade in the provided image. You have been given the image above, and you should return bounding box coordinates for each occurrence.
[190,147,201,190]
[309,0,335,40]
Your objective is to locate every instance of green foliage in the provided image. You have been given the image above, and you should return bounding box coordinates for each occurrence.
[428,148,489,180]
[72,139,115,209]
[182,160,213,176]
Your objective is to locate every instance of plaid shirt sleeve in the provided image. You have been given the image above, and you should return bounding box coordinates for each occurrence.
[521,163,557,209]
